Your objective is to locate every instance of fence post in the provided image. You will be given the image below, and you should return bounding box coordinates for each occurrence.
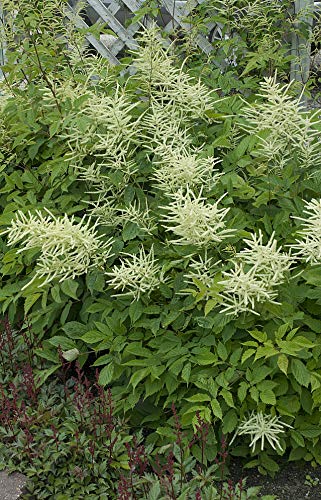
[0,3,5,80]
[290,0,314,88]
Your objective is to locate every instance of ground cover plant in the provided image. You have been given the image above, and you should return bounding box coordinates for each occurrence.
[0,319,274,499]
[0,0,321,496]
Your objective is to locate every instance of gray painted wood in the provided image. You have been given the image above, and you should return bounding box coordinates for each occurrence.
[0,4,5,78]
[65,4,120,64]
[290,0,315,84]
[0,0,319,77]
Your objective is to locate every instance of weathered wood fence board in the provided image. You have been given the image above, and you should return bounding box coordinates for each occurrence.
[0,1,320,82]
[290,0,315,84]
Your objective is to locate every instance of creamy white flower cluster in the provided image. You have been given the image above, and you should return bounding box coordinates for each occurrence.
[292,199,321,264]
[87,197,156,235]
[133,27,216,119]
[3,210,113,288]
[184,252,221,289]
[141,103,221,195]
[218,231,294,315]
[105,246,162,300]
[161,188,234,247]
[230,411,292,452]
[241,74,321,171]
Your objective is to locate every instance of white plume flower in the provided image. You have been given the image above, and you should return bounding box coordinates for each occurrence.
[140,103,192,153]
[105,246,162,300]
[62,86,139,168]
[219,263,279,316]
[2,210,113,288]
[118,201,156,235]
[185,252,221,289]
[133,26,217,119]
[292,199,321,264]
[86,196,120,227]
[219,231,294,315]
[161,187,234,247]
[152,147,221,194]
[237,230,295,285]
[241,75,305,136]
[230,411,293,452]
[241,74,321,171]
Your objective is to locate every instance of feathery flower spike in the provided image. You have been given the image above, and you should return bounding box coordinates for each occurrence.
[230,411,293,452]
[106,245,162,300]
[161,187,234,247]
[292,199,321,264]
[2,210,113,288]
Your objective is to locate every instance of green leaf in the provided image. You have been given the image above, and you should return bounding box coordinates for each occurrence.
[277,354,288,375]
[217,342,228,361]
[260,453,279,473]
[254,345,278,361]
[300,427,321,438]
[129,301,144,323]
[129,368,150,389]
[249,329,267,343]
[238,382,248,403]
[185,393,211,403]
[220,388,235,408]
[62,348,79,361]
[181,362,191,384]
[34,347,59,363]
[290,430,305,448]
[51,285,62,303]
[251,365,273,384]
[122,222,141,241]
[241,349,255,364]
[211,398,223,419]
[124,343,150,357]
[98,364,115,386]
[196,352,218,365]
[61,279,79,299]
[289,447,306,461]
[222,409,238,434]
[260,390,276,405]
[35,365,60,387]
[230,347,242,365]
[62,321,88,339]
[24,293,41,315]
[291,359,310,388]
[204,299,217,316]
[86,271,105,294]
[48,336,77,350]
[92,354,112,366]
[147,481,161,500]
[81,330,108,343]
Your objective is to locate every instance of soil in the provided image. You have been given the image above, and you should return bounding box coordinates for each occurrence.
[229,458,321,499]
[1,459,321,499]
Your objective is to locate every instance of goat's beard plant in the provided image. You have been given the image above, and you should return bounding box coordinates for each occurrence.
[1,1,321,475]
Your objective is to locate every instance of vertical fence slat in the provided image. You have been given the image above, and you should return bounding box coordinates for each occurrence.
[290,0,315,84]
[0,4,5,79]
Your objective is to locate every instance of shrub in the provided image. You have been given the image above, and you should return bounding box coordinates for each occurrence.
[0,0,321,477]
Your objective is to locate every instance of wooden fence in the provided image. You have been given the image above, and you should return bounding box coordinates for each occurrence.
[66,0,216,64]
[0,0,320,83]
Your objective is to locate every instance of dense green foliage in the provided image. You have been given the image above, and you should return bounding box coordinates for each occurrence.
[0,323,274,499]
[1,1,321,493]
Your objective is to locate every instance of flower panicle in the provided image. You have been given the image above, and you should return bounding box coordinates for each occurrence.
[2,209,113,288]
[161,187,234,247]
[105,245,162,300]
[230,411,293,452]
[292,198,321,264]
